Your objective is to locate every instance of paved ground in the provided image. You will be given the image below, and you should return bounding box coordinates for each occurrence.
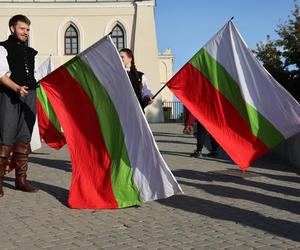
[1,123,300,250]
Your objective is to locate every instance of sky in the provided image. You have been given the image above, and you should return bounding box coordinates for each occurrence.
[155,0,296,73]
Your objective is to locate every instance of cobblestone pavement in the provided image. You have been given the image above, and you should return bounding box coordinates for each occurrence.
[1,123,300,250]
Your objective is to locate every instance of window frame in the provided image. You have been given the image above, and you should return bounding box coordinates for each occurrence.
[64,24,79,55]
[111,24,125,50]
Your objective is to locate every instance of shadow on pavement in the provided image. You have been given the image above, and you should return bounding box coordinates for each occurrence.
[3,180,15,190]
[154,128,298,175]
[155,139,195,145]
[173,169,300,197]
[4,176,69,207]
[161,150,233,165]
[153,131,194,139]
[254,171,300,184]
[158,195,300,242]
[252,155,300,174]
[160,150,194,158]
[29,156,72,172]
[179,179,300,215]
[31,152,50,155]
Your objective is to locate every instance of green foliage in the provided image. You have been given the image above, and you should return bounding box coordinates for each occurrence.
[254,1,300,101]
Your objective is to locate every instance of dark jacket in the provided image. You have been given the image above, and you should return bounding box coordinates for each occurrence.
[0,35,38,97]
[127,68,146,108]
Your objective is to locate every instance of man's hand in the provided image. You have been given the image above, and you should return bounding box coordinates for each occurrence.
[0,75,28,96]
[148,96,154,104]
[16,85,29,97]
[142,96,154,109]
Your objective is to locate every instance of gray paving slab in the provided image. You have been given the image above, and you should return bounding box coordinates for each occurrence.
[0,123,299,249]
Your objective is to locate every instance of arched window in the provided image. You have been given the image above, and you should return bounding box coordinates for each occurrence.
[111,24,125,50]
[65,25,79,55]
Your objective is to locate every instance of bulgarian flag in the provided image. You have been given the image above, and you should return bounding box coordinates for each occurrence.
[167,21,300,170]
[38,36,182,209]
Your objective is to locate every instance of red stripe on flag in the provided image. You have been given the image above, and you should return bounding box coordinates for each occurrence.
[40,67,118,209]
[37,98,66,150]
[167,63,269,170]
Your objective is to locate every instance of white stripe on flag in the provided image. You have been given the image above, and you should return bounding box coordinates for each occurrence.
[80,37,182,201]
[203,21,300,138]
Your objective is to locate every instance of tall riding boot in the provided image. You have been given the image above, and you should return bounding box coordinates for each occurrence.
[0,145,12,197]
[11,143,38,193]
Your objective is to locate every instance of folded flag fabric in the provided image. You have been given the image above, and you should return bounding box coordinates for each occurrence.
[39,36,182,209]
[167,21,300,170]
[37,83,66,150]
[32,56,57,151]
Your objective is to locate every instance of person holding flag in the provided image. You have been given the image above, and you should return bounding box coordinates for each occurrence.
[120,48,154,111]
[0,14,39,196]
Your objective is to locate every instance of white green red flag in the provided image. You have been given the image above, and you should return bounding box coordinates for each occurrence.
[38,36,182,209]
[167,21,300,170]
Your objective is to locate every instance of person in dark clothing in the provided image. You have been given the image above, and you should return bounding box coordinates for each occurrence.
[190,120,219,158]
[183,106,195,134]
[0,14,39,197]
[119,48,153,111]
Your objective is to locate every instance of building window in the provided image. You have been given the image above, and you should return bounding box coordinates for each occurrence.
[65,25,79,55]
[111,24,125,50]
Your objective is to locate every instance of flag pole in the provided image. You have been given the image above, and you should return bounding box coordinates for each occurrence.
[152,83,168,100]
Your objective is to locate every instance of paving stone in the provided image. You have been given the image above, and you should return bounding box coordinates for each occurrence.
[0,124,299,249]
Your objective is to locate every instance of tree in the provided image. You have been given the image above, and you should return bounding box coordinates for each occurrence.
[254,1,300,101]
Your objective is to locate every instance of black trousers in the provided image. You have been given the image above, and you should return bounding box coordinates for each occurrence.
[196,121,218,152]
[0,90,36,146]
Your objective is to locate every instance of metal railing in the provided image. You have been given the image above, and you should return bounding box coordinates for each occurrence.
[162,101,184,123]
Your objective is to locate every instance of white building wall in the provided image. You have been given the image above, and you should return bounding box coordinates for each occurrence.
[0,0,172,122]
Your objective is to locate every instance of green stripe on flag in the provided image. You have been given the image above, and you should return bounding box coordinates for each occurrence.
[64,57,141,207]
[189,48,284,148]
[36,84,62,133]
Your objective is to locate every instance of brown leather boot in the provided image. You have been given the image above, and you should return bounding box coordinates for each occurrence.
[11,143,38,193]
[0,145,12,197]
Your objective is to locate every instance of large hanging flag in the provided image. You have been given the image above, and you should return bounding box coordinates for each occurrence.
[39,36,182,209]
[167,20,300,170]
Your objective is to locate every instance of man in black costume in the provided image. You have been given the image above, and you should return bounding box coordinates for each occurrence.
[0,14,39,196]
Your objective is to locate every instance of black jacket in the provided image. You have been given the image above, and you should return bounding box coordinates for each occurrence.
[0,35,38,96]
[127,68,145,108]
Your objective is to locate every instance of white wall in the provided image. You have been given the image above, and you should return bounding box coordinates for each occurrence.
[0,0,168,122]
